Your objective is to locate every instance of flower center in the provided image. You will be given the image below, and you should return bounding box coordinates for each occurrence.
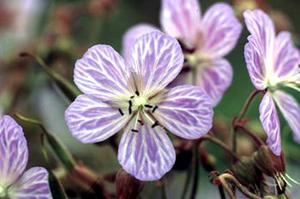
[0,186,7,198]
[118,90,160,133]
[185,51,211,68]
[133,96,147,109]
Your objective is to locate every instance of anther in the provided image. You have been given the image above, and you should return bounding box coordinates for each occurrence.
[145,104,153,108]
[138,120,144,125]
[130,96,135,99]
[151,121,159,128]
[131,129,138,133]
[118,108,124,116]
[152,105,158,113]
[128,100,133,114]
[135,90,140,96]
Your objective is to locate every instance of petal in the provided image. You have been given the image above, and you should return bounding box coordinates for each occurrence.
[154,85,213,139]
[201,3,242,57]
[243,9,275,86]
[273,91,300,143]
[122,24,160,62]
[259,92,281,156]
[273,32,300,83]
[129,32,184,96]
[244,37,267,90]
[197,59,233,106]
[74,45,131,101]
[65,95,129,143]
[118,123,175,181]
[160,0,201,46]
[8,167,51,199]
[0,115,28,187]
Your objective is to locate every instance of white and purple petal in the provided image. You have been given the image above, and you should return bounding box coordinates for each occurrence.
[197,59,233,106]
[244,36,267,90]
[65,95,130,143]
[118,123,175,181]
[0,115,28,187]
[129,32,184,96]
[122,24,160,62]
[74,45,131,101]
[154,85,213,139]
[273,90,300,143]
[273,32,300,83]
[243,9,276,86]
[259,92,281,156]
[201,3,242,58]
[160,0,201,47]
[8,167,51,199]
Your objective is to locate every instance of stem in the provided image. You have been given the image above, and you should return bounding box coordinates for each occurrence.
[235,124,265,147]
[237,90,263,121]
[232,89,264,161]
[181,160,193,199]
[190,143,199,199]
[20,52,81,101]
[161,178,168,199]
[217,173,262,199]
[218,186,226,199]
[199,135,239,162]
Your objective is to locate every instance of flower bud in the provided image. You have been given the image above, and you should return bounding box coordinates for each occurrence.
[232,156,263,189]
[253,146,285,177]
[116,169,145,199]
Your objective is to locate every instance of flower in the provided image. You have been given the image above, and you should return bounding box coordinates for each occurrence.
[123,0,242,106]
[0,115,51,198]
[243,9,300,156]
[65,32,213,181]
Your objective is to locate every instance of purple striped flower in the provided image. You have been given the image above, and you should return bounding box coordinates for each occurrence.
[123,0,242,106]
[0,115,52,199]
[244,9,300,156]
[65,32,213,181]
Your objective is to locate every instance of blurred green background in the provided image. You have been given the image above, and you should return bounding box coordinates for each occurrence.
[0,0,299,198]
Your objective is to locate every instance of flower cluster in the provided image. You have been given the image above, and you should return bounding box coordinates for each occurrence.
[63,1,299,182]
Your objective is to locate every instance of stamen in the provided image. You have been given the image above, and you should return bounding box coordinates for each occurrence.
[130,96,135,99]
[275,174,282,191]
[280,173,292,187]
[145,104,153,108]
[152,105,158,113]
[118,108,124,116]
[285,174,300,185]
[128,100,133,114]
[135,90,140,96]
[138,119,144,125]
[131,129,138,133]
[143,111,156,124]
[151,121,159,128]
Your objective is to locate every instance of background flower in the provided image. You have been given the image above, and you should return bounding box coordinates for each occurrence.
[0,115,51,198]
[244,9,300,156]
[123,0,242,106]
